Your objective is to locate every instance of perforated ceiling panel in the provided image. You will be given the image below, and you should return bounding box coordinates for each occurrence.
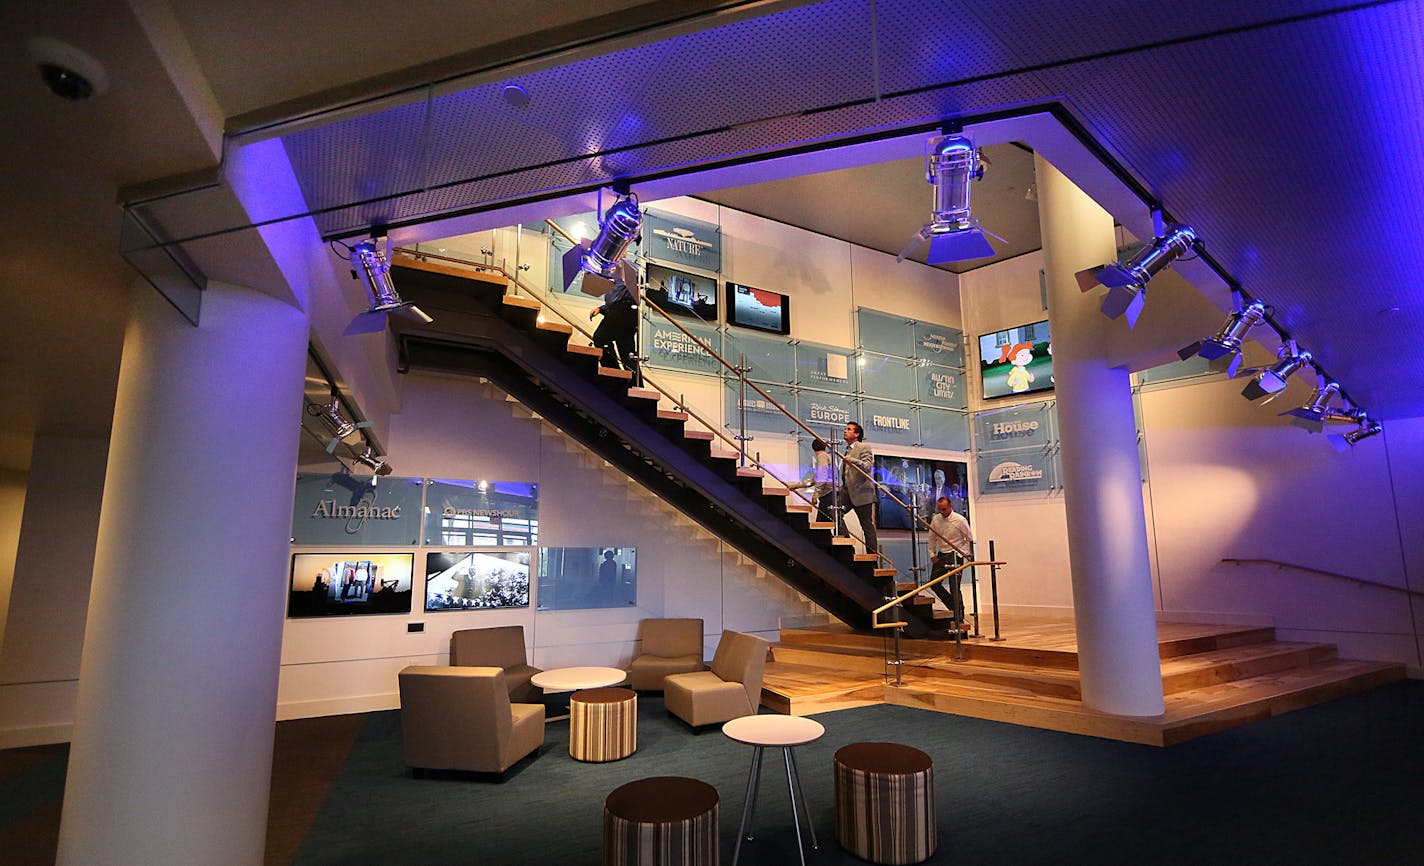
[259,0,1424,417]
[1025,0,1424,416]
[424,0,875,186]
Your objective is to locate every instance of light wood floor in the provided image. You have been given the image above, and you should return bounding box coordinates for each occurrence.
[760,615,1405,746]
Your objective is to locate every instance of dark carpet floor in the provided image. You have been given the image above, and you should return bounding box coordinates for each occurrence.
[3,682,1422,865]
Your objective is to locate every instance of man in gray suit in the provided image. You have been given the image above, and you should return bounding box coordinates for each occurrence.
[840,421,878,556]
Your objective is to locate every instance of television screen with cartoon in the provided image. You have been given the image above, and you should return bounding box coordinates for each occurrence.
[978,320,1053,399]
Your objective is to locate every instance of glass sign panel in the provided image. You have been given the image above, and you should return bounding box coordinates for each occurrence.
[422,479,539,546]
[292,473,424,545]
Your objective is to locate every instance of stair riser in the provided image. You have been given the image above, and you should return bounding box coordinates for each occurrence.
[1157,627,1276,659]
[1162,644,1337,694]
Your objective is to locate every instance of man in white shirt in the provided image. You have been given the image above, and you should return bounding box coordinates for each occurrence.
[928,496,973,629]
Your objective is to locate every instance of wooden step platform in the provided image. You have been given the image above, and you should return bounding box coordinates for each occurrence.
[760,615,1405,746]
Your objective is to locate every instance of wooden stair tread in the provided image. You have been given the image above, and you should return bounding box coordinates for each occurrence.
[874,568,898,578]
[735,467,764,478]
[1157,659,1404,722]
[566,343,603,358]
[808,521,835,530]
[709,448,739,460]
[829,536,856,546]
[762,661,885,696]
[626,387,660,400]
[535,320,573,335]
[852,553,879,562]
[784,503,814,513]
[501,294,541,311]
[392,256,508,286]
[596,365,633,380]
[683,430,715,441]
[656,410,690,422]
[1158,640,1332,674]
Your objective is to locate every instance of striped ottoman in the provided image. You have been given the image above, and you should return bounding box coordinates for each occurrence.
[833,742,935,865]
[571,687,638,762]
[604,776,720,866]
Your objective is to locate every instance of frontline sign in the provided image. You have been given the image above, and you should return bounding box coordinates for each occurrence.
[872,414,911,431]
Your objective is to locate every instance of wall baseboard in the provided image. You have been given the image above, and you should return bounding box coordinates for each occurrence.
[276,692,400,721]
[0,722,72,749]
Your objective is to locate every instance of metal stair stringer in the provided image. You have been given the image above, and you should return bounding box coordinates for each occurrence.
[400,333,910,633]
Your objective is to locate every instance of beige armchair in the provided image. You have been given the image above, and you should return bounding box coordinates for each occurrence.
[398,665,544,777]
[663,630,769,727]
[627,618,707,691]
[450,625,541,702]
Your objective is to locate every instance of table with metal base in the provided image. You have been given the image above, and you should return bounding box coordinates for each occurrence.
[722,714,825,866]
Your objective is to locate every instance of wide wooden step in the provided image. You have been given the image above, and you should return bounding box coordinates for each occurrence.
[778,618,1406,746]
[760,661,886,716]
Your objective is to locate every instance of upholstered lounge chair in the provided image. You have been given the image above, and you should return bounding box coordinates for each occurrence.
[450,625,541,702]
[627,618,707,691]
[398,665,544,777]
[663,630,769,727]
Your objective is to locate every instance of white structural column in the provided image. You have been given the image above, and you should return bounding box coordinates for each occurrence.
[57,282,309,865]
[1035,155,1164,716]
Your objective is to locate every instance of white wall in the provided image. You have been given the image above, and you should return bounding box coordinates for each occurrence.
[0,436,108,747]
[274,373,819,720]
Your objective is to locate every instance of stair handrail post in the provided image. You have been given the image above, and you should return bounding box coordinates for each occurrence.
[988,539,1005,642]
[735,351,752,468]
[969,556,983,638]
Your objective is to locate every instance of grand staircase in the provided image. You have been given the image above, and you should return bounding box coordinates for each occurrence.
[389,256,949,638]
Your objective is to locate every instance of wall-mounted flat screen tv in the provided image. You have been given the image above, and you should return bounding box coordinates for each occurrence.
[873,455,970,530]
[537,547,637,611]
[978,320,1053,399]
[288,553,414,617]
[644,263,718,322]
[424,550,531,612]
[726,282,791,335]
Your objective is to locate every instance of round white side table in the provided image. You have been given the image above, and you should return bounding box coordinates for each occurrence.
[722,714,825,866]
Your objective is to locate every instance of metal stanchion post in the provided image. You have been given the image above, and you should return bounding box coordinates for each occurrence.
[735,352,752,468]
[988,538,1005,641]
[970,559,982,638]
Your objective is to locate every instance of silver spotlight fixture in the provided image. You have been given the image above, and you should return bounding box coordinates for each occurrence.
[1344,416,1383,445]
[1178,300,1267,378]
[897,133,1000,265]
[1241,342,1311,404]
[1076,224,1198,329]
[353,447,393,485]
[308,398,374,454]
[1278,380,1340,433]
[345,238,433,335]
[562,193,641,297]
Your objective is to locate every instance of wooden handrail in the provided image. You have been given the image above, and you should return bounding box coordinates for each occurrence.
[1221,558,1423,597]
[872,560,1005,629]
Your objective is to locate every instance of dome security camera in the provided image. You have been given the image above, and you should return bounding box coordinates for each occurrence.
[26,37,109,101]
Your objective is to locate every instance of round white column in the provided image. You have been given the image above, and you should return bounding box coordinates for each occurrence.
[1036,155,1164,717]
[57,282,309,865]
